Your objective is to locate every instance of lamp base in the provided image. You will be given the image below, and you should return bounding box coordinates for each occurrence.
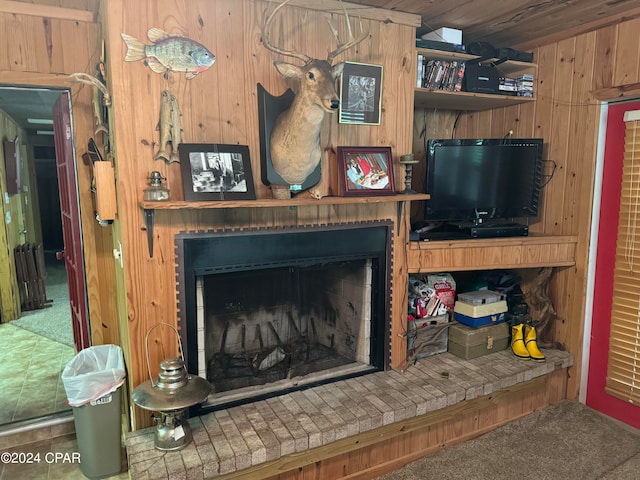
[154,410,193,451]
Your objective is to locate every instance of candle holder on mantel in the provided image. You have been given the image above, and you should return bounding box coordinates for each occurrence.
[399,154,420,194]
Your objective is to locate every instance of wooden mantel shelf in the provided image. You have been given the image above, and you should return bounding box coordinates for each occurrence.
[407,234,578,272]
[141,193,430,210]
[141,194,430,257]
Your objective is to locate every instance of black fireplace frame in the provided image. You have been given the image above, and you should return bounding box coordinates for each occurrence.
[175,222,393,413]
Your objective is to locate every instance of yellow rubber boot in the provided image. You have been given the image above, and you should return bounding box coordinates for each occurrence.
[511,323,530,360]
[524,326,546,362]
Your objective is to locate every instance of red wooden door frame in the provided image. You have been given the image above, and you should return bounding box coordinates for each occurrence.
[586,100,640,428]
[53,92,90,351]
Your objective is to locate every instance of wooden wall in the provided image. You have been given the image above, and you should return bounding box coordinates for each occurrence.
[4,0,637,437]
[0,6,120,345]
[0,111,29,321]
[103,0,419,428]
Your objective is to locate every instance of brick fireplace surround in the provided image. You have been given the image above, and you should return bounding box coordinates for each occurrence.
[125,348,572,479]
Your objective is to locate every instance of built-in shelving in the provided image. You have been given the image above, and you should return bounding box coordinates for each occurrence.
[415,48,537,111]
[407,234,578,273]
[414,89,536,111]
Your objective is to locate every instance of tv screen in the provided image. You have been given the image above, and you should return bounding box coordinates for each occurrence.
[424,138,544,223]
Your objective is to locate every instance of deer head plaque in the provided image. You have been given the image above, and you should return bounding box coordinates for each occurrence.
[261,0,368,197]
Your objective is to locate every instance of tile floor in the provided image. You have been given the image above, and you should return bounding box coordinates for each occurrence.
[0,324,74,425]
[0,434,128,479]
[1,255,74,426]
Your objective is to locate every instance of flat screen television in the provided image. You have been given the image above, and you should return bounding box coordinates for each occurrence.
[424,138,544,225]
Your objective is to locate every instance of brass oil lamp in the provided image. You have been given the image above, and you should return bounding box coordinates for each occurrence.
[132,323,210,451]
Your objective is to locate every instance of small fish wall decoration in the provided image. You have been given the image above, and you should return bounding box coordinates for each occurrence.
[121,28,215,79]
[155,90,183,164]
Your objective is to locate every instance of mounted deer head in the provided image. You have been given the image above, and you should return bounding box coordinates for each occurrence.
[261,0,369,193]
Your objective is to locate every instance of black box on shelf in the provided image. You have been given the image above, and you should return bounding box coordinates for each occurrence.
[463,63,499,94]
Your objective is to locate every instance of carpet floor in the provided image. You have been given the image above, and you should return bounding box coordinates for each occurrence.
[376,401,640,480]
[10,260,73,347]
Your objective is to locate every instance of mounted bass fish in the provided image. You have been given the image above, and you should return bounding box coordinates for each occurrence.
[155,90,183,164]
[121,28,215,79]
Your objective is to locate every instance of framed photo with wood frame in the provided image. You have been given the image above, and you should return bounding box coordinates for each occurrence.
[338,61,383,125]
[179,144,256,201]
[337,146,395,196]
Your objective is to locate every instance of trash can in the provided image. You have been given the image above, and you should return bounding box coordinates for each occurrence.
[61,344,125,479]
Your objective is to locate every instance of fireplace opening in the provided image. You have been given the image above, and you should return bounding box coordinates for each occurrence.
[176,223,392,414]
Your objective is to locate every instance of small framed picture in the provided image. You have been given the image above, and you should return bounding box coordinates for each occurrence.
[179,144,256,201]
[338,61,383,125]
[337,146,395,196]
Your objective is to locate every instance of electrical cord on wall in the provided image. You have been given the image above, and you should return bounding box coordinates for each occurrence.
[452,111,462,139]
[540,159,557,188]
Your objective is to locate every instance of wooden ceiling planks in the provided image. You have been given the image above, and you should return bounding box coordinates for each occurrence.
[345,0,640,48]
[13,0,640,48]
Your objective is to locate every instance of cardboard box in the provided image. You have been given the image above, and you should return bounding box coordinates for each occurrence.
[421,27,462,45]
[448,322,509,360]
[408,314,449,359]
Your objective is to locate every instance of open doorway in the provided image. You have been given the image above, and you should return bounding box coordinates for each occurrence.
[0,87,81,425]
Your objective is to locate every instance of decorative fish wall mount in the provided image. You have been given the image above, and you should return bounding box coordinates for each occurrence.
[121,28,216,79]
[155,90,183,164]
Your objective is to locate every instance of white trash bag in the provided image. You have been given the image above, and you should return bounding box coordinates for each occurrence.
[62,344,125,407]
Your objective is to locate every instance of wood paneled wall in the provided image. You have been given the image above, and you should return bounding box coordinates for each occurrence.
[0,111,27,321]
[0,8,119,345]
[5,0,636,435]
[103,0,419,428]
[413,16,640,401]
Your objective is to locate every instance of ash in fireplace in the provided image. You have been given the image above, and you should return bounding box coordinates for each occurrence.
[207,318,351,392]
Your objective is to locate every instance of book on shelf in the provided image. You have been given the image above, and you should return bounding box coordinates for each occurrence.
[516,74,534,97]
[417,55,466,91]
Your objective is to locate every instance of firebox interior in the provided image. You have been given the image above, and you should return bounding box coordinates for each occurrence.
[176,223,392,414]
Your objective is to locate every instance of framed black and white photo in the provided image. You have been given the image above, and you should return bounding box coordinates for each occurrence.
[179,144,256,201]
[338,61,383,125]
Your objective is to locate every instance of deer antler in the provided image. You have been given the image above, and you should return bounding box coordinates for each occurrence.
[262,0,312,65]
[69,72,112,106]
[326,1,369,63]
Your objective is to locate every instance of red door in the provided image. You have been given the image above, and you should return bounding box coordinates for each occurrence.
[586,99,640,428]
[53,92,90,351]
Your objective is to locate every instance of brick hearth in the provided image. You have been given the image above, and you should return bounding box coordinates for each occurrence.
[125,349,573,479]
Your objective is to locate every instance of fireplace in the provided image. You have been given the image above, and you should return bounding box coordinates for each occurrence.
[176,222,392,414]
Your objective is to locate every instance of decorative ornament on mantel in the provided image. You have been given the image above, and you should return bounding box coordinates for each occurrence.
[399,153,420,194]
[143,171,170,202]
[131,323,210,451]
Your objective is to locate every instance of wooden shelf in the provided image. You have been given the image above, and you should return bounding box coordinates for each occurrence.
[141,193,430,210]
[415,48,537,111]
[141,194,430,258]
[414,89,535,111]
[407,234,578,273]
[416,48,536,76]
